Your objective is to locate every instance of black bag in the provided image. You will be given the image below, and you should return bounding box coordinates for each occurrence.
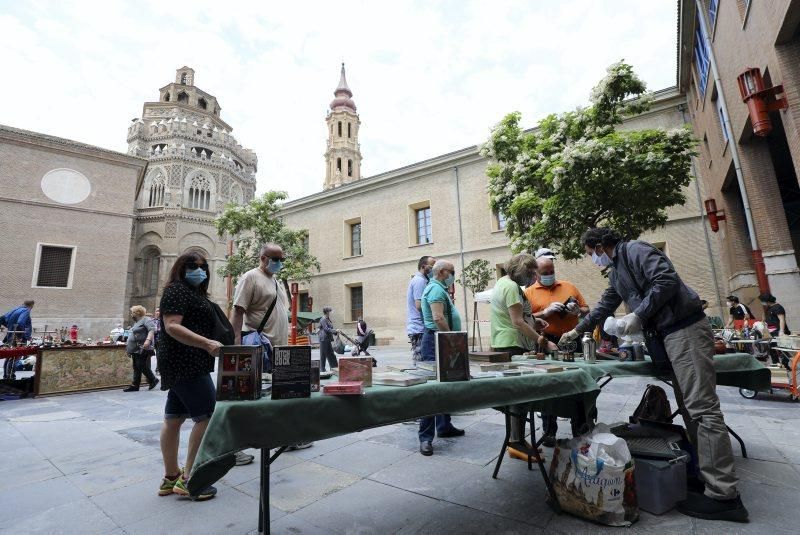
[333,333,346,355]
[207,299,235,346]
[630,384,673,423]
[617,243,672,370]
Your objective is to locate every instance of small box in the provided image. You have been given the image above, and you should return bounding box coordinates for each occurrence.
[216,345,264,401]
[633,456,687,515]
[338,356,373,387]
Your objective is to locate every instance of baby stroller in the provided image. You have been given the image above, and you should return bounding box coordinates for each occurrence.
[338,330,377,365]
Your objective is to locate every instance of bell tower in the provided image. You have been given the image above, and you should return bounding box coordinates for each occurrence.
[324,63,362,190]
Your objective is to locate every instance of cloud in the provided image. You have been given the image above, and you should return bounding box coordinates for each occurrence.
[0,0,677,200]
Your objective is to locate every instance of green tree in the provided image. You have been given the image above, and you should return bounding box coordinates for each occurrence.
[482,61,697,260]
[457,259,493,295]
[215,191,320,286]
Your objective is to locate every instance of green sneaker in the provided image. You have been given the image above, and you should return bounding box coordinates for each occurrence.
[173,476,217,501]
[158,469,183,496]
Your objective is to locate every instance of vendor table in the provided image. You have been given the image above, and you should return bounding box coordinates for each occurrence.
[536,353,770,458]
[189,370,601,533]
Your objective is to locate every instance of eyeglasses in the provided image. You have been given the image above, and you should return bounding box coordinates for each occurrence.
[269,256,286,262]
[186,261,209,272]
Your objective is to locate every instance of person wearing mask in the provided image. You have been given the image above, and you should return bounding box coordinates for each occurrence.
[524,255,590,445]
[232,243,302,456]
[123,305,158,392]
[318,306,339,372]
[2,300,34,379]
[559,228,747,522]
[156,252,222,501]
[418,260,466,456]
[725,295,754,330]
[490,253,556,460]
[407,256,436,366]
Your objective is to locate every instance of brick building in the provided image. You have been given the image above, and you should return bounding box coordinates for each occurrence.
[0,125,147,338]
[280,68,726,344]
[681,0,800,323]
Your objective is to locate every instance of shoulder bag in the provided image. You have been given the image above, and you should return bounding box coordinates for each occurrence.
[617,243,672,370]
[207,299,236,346]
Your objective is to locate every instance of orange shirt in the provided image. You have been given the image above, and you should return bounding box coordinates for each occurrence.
[524,280,588,337]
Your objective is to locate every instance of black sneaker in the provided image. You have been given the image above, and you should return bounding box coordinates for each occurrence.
[148,379,160,391]
[677,491,748,523]
[122,386,139,392]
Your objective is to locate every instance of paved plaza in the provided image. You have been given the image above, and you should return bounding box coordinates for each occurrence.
[1,346,799,534]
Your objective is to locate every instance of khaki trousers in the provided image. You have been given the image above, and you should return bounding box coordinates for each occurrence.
[664,318,739,500]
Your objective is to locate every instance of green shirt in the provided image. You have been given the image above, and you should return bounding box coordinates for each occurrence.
[421,279,462,331]
[491,276,525,349]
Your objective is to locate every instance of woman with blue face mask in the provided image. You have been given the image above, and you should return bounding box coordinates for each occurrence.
[155,252,222,502]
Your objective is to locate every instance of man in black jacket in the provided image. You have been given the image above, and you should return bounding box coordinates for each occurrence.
[560,228,747,523]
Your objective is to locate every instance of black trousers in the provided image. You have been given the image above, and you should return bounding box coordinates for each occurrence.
[130,352,157,387]
[319,338,338,371]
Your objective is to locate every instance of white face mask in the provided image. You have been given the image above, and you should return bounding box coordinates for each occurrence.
[592,250,612,268]
[726,301,732,308]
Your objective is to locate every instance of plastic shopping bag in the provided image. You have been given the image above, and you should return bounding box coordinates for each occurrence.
[548,425,638,526]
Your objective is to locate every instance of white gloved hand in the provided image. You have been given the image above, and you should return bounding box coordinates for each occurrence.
[559,329,580,347]
[566,301,581,316]
[619,312,642,336]
[546,302,566,316]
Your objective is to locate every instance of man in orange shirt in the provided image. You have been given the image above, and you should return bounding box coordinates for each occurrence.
[524,254,590,444]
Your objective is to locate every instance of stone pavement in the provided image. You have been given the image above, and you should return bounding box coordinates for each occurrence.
[1,346,800,534]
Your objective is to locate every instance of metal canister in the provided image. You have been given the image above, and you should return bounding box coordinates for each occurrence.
[581,332,597,363]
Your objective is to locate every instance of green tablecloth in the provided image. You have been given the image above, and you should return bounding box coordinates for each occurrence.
[543,353,770,390]
[188,370,600,494]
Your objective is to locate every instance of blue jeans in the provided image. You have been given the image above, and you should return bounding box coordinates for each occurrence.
[418,329,454,442]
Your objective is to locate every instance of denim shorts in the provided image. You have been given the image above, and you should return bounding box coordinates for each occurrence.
[164,373,216,422]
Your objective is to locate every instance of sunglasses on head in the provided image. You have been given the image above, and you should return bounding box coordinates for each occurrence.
[186,261,209,272]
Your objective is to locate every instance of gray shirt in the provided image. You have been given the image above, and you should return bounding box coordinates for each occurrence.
[126,316,155,354]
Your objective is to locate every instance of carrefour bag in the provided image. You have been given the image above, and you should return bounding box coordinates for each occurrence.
[548,425,638,526]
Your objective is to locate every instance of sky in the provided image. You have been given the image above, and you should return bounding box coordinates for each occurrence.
[0,0,678,200]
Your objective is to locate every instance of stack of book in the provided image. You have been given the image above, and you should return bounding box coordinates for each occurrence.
[321,381,365,396]
[372,372,427,387]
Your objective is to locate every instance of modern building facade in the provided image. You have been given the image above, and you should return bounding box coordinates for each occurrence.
[126,67,258,312]
[281,70,726,344]
[0,125,147,338]
[681,0,800,322]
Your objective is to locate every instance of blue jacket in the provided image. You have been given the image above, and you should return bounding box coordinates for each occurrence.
[3,306,32,341]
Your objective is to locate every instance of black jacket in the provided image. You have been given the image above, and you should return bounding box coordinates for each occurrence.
[576,241,703,334]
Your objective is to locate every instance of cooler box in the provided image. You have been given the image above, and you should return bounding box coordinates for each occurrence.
[633,455,687,515]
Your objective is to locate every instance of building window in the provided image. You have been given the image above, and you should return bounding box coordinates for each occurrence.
[415,207,432,244]
[298,291,310,312]
[350,222,361,256]
[493,210,507,231]
[349,285,363,322]
[694,18,711,96]
[140,248,160,296]
[188,174,211,210]
[163,92,170,102]
[301,234,309,251]
[33,244,75,288]
[717,102,728,143]
[347,159,353,177]
[148,173,165,207]
[198,97,207,110]
[348,123,352,138]
[336,158,342,173]
[177,91,189,103]
[708,0,718,28]
[181,73,187,84]
[338,121,342,137]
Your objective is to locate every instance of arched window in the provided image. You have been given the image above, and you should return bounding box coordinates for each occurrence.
[338,121,342,137]
[198,98,207,110]
[348,123,351,138]
[139,247,161,297]
[148,172,165,207]
[230,183,243,204]
[177,91,189,103]
[163,92,170,102]
[188,174,212,210]
[181,73,187,84]
[336,158,342,173]
[347,159,353,177]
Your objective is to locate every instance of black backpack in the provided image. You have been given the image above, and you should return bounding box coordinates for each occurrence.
[631,384,672,423]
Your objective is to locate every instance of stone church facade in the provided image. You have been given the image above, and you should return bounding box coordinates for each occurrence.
[126,67,258,312]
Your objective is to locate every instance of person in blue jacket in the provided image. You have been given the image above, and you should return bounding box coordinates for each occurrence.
[2,300,34,378]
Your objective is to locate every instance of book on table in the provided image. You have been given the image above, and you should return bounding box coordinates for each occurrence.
[216,345,264,401]
[310,360,320,392]
[337,356,373,386]
[271,345,312,400]
[321,381,365,395]
[372,372,427,386]
[435,331,470,382]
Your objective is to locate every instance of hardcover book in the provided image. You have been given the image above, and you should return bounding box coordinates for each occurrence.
[435,331,470,382]
[372,372,427,387]
[321,381,365,395]
[216,345,264,401]
[271,345,312,400]
[338,356,373,387]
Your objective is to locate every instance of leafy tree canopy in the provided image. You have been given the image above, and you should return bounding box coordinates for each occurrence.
[483,61,697,260]
[457,259,494,295]
[215,191,320,286]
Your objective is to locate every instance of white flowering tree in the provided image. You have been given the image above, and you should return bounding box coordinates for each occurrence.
[483,62,697,260]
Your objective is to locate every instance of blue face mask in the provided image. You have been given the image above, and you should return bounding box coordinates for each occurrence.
[539,274,556,286]
[592,251,612,268]
[426,271,433,281]
[444,274,455,288]
[267,260,283,274]
[185,267,207,287]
